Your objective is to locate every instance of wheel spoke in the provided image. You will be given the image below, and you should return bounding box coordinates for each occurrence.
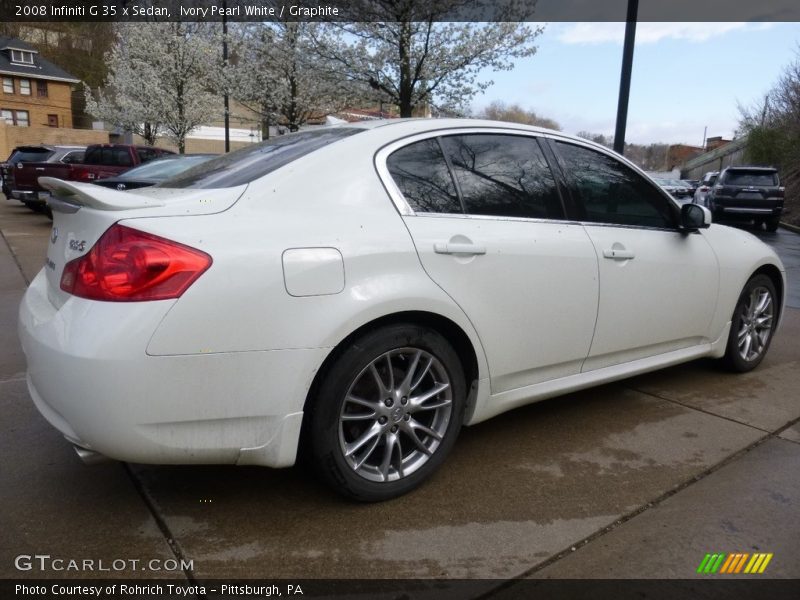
[369,363,390,396]
[408,417,443,441]
[754,292,771,316]
[385,353,395,393]
[345,422,382,458]
[409,382,450,412]
[409,357,434,392]
[399,350,422,392]
[353,433,382,470]
[379,433,398,481]
[402,422,433,455]
[740,333,752,360]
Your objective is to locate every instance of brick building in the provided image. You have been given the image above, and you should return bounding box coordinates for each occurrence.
[0,36,79,130]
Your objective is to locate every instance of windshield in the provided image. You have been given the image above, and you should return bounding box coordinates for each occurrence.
[159,128,361,189]
[724,171,779,186]
[116,155,214,181]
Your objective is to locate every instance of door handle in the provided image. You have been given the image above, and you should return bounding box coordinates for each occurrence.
[35,167,45,171]
[603,248,635,260]
[434,242,487,256]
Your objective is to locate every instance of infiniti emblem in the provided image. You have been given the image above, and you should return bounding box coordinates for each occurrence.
[116,183,126,191]
[391,406,404,423]
[50,227,59,244]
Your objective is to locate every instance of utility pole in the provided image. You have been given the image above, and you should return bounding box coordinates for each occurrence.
[222,1,230,153]
[613,0,639,156]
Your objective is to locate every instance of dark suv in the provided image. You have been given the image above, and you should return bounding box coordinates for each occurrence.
[706,167,783,231]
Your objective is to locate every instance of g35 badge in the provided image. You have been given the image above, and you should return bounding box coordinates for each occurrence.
[69,239,87,252]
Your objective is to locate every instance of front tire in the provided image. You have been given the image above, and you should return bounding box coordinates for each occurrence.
[722,274,777,372]
[308,324,466,501]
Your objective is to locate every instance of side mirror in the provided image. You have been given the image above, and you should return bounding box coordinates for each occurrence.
[680,203,711,232]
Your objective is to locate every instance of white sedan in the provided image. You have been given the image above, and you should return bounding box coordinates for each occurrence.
[19,119,785,501]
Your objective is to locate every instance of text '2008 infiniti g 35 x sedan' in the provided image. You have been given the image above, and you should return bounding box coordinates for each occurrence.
[19,119,786,501]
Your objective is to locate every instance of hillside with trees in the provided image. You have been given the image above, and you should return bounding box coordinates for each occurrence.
[738,48,800,226]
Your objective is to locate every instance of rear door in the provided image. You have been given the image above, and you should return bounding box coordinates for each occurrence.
[380,131,599,394]
[549,140,719,371]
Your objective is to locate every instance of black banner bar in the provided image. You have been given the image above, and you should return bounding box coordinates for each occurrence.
[1,0,800,23]
[3,579,800,600]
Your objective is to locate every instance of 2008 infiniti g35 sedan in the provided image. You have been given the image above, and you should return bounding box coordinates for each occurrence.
[19,119,785,501]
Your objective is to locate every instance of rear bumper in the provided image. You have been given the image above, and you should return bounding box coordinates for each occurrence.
[18,269,324,468]
[10,189,48,204]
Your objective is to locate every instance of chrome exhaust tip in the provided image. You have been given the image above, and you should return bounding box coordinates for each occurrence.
[73,445,111,465]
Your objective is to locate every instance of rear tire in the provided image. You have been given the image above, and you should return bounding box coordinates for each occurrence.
[307,324,465,501]
[765,217,780,232]
[722,274,777,372]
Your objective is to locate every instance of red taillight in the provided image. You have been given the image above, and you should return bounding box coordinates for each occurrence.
[70,166,96,181]
[60,224,212,301]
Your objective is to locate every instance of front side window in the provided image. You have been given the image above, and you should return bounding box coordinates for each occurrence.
[440,134,563,219]
[19,79,31,95]
[2,78,12,94]
[554,141,675,229]
[386,138,462,214]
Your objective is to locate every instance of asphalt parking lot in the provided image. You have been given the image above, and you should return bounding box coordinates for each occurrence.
[1,197,799,589]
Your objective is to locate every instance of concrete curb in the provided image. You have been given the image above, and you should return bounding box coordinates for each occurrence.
[780,221,800,234]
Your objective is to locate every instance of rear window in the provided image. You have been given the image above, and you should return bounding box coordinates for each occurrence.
[160,128,361,189]
[10,148,54,163]
[723,170,779,186]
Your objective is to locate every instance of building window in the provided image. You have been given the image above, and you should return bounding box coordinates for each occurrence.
[2,78,12,94]
[10,50,34,64]
[19,79,31,95]
[1,109,30,127]
[47,114,58,128]
[37,80,48,97]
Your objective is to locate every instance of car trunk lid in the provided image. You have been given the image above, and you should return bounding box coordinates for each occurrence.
[40,177,246,309]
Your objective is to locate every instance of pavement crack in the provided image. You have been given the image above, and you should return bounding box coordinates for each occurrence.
[478,413,800,594]
[122,463,206,599]
[630,386,773,434]
[0,227,31,286]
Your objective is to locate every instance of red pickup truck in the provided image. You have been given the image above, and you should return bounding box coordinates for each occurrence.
[10,144,174,211]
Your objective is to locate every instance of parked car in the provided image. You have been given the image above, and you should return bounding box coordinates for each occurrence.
[683,180,699,196]
[7,146,85,211]
[2,145,82,198]
[693,171,719,207]
[93,154,216,191]
[706,166,784,231]
[19,120,786,501]
[654,178,692,202]
[11,144,174,213]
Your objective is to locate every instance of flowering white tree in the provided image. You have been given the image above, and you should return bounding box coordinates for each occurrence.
[231,23,367,136]
[310,1,543,117]
[85,23,219,152]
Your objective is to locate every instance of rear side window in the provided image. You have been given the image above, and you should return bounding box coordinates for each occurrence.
[723,170,779,186]
[386,138,462,214]
[440,134,563,219]
[161,128,361,189]
[554,141,676,229]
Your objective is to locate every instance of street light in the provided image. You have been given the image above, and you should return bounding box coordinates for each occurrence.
[613,0,639,156]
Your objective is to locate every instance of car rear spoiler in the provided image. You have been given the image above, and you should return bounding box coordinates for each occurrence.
[39,177,166,212]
